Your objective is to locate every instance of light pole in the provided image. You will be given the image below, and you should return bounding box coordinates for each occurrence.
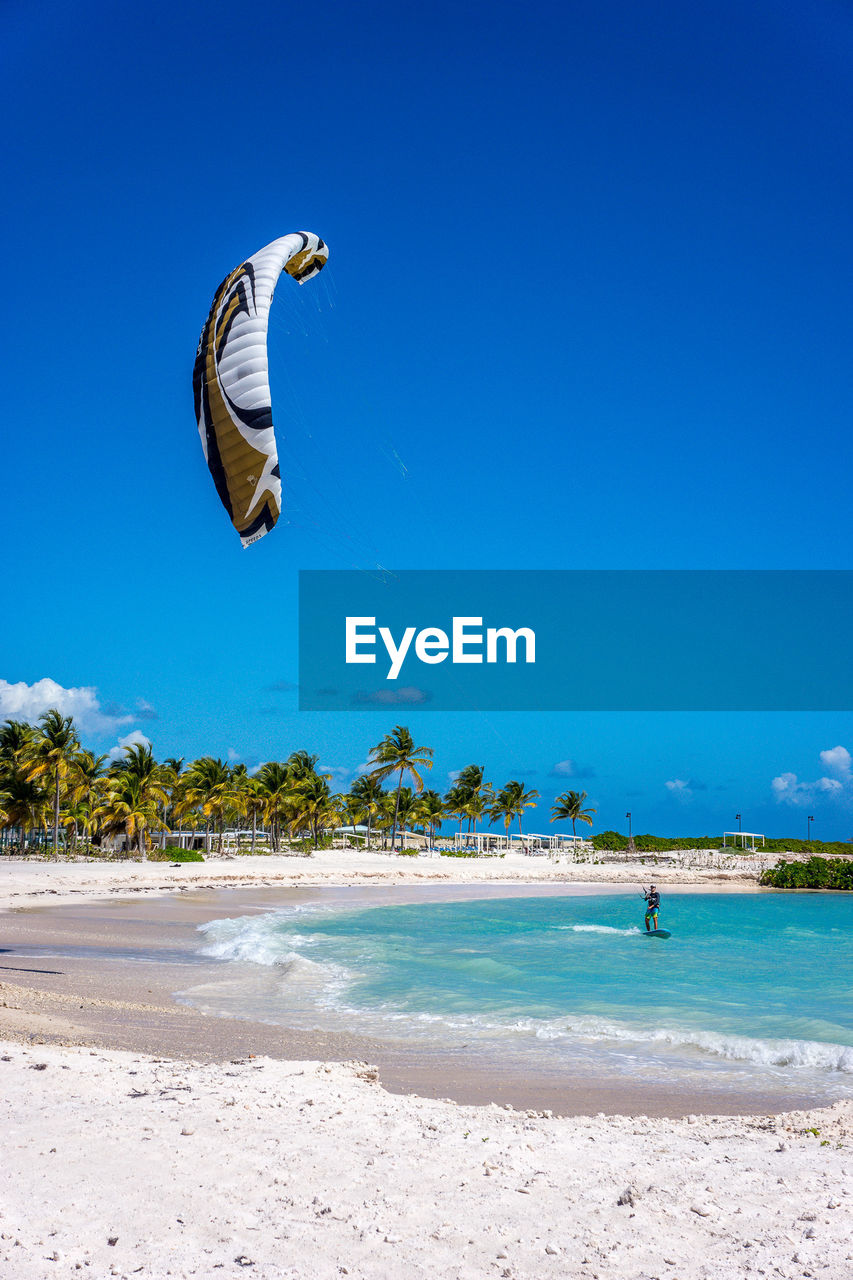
[807,815,814,843]
[735,812,742,833]
[626,811,632,839]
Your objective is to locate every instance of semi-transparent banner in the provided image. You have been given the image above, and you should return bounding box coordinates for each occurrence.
[298,570,853,711]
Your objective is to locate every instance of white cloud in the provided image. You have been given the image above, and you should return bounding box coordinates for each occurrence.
[819,745,852,779]
[0,677,134,736]
[353,686,431,706]
[318,764,353,787]
[107,731,151,762]
[665,778,693,799]
[771,746,851,807]
[549,760,595,779]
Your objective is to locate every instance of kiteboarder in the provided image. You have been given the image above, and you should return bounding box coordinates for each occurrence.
[642,884,661,931]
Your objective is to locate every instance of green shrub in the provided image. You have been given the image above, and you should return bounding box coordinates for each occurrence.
[148,847,205,862]
[439,850,506,858]
[759,856,853,890]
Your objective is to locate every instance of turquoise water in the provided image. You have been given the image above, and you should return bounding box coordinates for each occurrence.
[187,891,853,1099]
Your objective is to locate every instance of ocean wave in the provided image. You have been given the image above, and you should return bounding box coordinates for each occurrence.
[535,1015,853,1074]
[555,924,641,936]
[199,912,315,966]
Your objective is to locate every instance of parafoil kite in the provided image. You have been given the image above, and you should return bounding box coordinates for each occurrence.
[193,232,329,546]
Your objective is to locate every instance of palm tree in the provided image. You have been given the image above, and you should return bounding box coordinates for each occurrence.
[26,709,80,858]
[0,719,34,763]
[461,789,490,838]
[340,789,365,844]
[2,772,50,853]
[232,768,266,854]
[551,790,596,840]
[0,720,37,852]
[67,748,108,852]
[488,780,540,846]
[285,750,322,781]
[182,757,234,853]
[350,773,385,849]
[292,772,334,848]
[97,771,167,859]
[255,761,293,852]
[418,789,445,846]
[454,765,492,835]
[443,784,468,841]
[368,725,434,851]
[393,785,419,846]
[160,757,185,848]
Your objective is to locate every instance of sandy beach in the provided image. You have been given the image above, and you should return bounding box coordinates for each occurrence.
[0,848,767,914]
[2,854,851,1280]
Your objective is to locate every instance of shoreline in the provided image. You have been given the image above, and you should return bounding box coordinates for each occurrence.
[0,876,833,1121]
[0,848,767,915]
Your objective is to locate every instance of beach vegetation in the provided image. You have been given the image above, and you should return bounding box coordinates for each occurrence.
[418,790,445,844]
[181,757,239,854]
[759,857,853,890]
[592,831,853,856]
[148,847,205,862]
[440,849,505,858]
[349,773,385,848]
[550,790,596,838]
[25,710,80,859]
[4,709,853,863]
[97,756,170,859]
[367,725,434,851]
[487,781,540,840]
[445,765,494,840]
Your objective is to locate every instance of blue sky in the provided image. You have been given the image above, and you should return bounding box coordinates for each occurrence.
[2,0,852,837]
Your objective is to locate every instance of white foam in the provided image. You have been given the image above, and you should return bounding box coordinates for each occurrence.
[534,1014,853,1074]
[198,909,326,967]
[557,924,641,936]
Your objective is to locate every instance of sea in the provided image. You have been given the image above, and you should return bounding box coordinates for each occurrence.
[181,890,853,1103]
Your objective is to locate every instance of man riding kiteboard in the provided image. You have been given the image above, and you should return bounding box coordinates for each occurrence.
[642,884,661,931]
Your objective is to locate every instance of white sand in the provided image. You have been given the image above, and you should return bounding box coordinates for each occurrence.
[6,854,843,1280]
[1,1040,850,1280]
[0,849,763,913]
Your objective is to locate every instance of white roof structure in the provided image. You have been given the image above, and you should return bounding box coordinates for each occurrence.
[722,831,765,849]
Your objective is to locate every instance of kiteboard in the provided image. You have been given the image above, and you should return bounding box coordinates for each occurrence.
[642,929,671,939]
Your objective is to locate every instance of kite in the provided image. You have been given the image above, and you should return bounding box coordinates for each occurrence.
[193,232,329,546]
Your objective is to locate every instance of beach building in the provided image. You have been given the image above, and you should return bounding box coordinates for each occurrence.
[722,830,765,851]
[444,832,593,858]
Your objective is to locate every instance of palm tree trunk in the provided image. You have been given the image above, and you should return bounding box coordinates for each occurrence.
[251,807,257,854]
[391,770,403,850]
[53,772,61,860]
